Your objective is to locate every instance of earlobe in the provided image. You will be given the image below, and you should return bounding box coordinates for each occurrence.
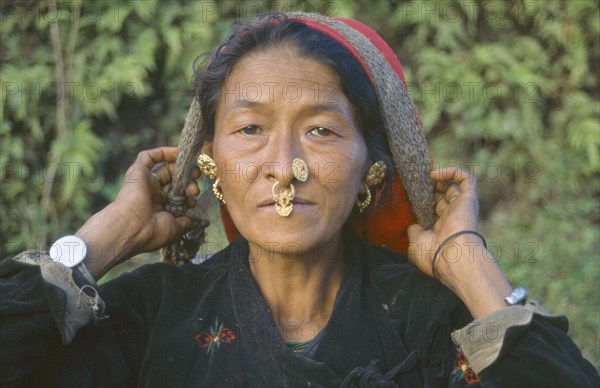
[200,142,213,157]
[357,158,372,195]
[361,157,372,181]
[358,181,368,195]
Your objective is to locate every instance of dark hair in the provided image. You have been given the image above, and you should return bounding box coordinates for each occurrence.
[193,15,393,191]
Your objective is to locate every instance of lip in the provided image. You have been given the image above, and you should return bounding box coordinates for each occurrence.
[256,197,315,208]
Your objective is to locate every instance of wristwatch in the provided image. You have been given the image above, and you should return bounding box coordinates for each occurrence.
[504,287,528,306]
[49,235,96,287]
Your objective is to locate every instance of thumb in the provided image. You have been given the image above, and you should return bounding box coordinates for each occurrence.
[407,223,425,243]
[406,223,435,276]
[175,216,196,234]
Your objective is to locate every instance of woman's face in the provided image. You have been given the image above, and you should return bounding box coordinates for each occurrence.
[208,47,369,256]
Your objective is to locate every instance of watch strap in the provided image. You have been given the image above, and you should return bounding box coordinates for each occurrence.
[71,262,97,291]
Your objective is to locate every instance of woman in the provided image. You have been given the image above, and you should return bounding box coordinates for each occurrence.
[1,12,598,387]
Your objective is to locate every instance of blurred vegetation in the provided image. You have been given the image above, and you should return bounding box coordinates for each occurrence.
[1,0,598,370]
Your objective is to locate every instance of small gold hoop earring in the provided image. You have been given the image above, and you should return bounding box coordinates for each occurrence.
[213,178,226,204]
[356,187,372,213]
[365,161,386,187]
[272,181,295,217]
[292,158,308,182]
[197,154,218,180]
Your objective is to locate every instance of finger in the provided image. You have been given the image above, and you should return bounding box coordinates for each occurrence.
[434,180,450,194]
[191,166,201,180]
[152,212,195,244]
[435,198,448,217]
[161,184,171,201]
[187,196,198,208]
[150,163,167,184]
[149,184,168,211]
[136,147,180,169]
[163,161,201,182]
[162,161,200,181]
[125,148,179,188]
[165,161,177,177]
[186,181,200,197]
[149,171,163,187]
[430,167,476,194]
[445,183,461,203]
[175,215,196,234]
[433,191,445,202]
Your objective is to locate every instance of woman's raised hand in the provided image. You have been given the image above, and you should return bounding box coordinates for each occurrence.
[75,147,200,279]
[406,167,481,276]
[407,167,512,319]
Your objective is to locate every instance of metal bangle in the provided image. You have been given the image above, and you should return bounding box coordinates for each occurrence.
[431,230,487,278]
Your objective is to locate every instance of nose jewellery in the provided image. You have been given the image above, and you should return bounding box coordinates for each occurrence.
[292,158,308,182]
[272,181,295,217]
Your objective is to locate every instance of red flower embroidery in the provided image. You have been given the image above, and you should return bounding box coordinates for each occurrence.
[218,328,236,344]
[194,328,237,347]
[194,320,237,355]
[453,350,480,384]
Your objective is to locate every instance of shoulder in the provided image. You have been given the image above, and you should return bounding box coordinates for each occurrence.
[356,241,472,358]
[357,241,468,324]
[357,242,440,295]
[98,240,238,304]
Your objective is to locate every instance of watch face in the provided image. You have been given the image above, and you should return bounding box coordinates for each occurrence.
[49,235,87,267]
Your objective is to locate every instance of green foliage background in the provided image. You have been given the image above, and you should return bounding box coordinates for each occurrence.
[1,0,598,370]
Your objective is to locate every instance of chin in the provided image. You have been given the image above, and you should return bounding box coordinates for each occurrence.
[243,225,341,259]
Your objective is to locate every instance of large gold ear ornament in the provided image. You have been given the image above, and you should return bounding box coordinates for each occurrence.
[356,161,385,213]
[365,161,386,187]
[197,154,225,204]
[212,179,226,204]
[197,154,218,180]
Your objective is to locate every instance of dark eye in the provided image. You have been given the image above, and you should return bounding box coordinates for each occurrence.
[240,125,263,135]
[308,127,332,137]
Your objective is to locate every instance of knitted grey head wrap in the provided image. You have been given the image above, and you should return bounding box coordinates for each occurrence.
[161,12,435,264]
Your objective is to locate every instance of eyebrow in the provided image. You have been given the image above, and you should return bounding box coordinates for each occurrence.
[228,100,264,110]
[305,103,349,116]
[227,100,350,117]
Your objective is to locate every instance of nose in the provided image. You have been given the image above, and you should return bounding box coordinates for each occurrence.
[261,134,300,186]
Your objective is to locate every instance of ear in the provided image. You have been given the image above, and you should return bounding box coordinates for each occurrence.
[200,141,213,157]
[362,157,373,176]
[358,158,372,195]
[358,182,369,195]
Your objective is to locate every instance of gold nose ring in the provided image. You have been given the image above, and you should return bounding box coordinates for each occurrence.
[272,181,295,217]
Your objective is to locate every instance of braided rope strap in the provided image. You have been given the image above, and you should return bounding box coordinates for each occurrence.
[161,98,207,265]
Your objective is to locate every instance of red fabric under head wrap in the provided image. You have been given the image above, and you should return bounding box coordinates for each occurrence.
[219,16,419,255]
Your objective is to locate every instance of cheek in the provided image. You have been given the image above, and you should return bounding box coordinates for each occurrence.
[211,142,244,201]
[329,143,368,183]
[319,144,368,202]
[212,135,245,178]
